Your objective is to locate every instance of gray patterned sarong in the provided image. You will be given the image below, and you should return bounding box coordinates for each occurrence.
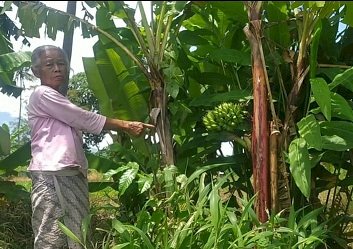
[30,169,89,249]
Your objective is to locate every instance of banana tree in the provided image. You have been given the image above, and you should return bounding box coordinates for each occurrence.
[13,1,191,168]
[0,4,31,97]
[240,1,353,221]
[84,1,183,166]
[243,1,270,222]
[184,1,353,223]
[60,0,77,95]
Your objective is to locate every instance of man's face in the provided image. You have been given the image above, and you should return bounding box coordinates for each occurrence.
[33,48,69,91]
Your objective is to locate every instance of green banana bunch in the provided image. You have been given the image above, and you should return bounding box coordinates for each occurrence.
[203,102,247,133]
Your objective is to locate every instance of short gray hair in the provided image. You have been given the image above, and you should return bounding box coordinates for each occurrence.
[31,45,69,70]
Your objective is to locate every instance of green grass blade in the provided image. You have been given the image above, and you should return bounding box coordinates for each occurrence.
[58,221,84,246]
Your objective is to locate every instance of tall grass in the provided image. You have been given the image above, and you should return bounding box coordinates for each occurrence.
[60,166,341,248]
[0,197,33,249]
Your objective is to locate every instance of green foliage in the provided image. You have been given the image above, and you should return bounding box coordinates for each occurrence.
[0,51,31,97]
[65,167,337,248]
[292,69,353,198]
[58,221,86,247]
[0,122,30,202]
[2,1,353,247]
[68,72,100,113]
[0,142,30,177]
[0,5,32,97]
[67,72,106,152]
[102,161,154,222]
[289,138,311,198]
[310,78,331,121]
[0,124,10,156]
[8,119,30,152]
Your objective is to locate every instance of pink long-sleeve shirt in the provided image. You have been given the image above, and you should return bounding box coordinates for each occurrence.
[27,85,106,173]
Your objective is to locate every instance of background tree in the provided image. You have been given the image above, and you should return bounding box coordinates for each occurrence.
[8,119,30,152]
[0,4,31,97]
[67,72,106,152]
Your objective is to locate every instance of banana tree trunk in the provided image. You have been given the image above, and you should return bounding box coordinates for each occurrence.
[60,1,76,96]
[150,73,174,167]
[244,1,270,222]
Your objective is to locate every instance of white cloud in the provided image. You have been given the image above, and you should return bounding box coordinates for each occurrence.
[0,95,21,119]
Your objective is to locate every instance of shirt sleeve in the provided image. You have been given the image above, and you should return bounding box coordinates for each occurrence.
[38,88,106,135]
